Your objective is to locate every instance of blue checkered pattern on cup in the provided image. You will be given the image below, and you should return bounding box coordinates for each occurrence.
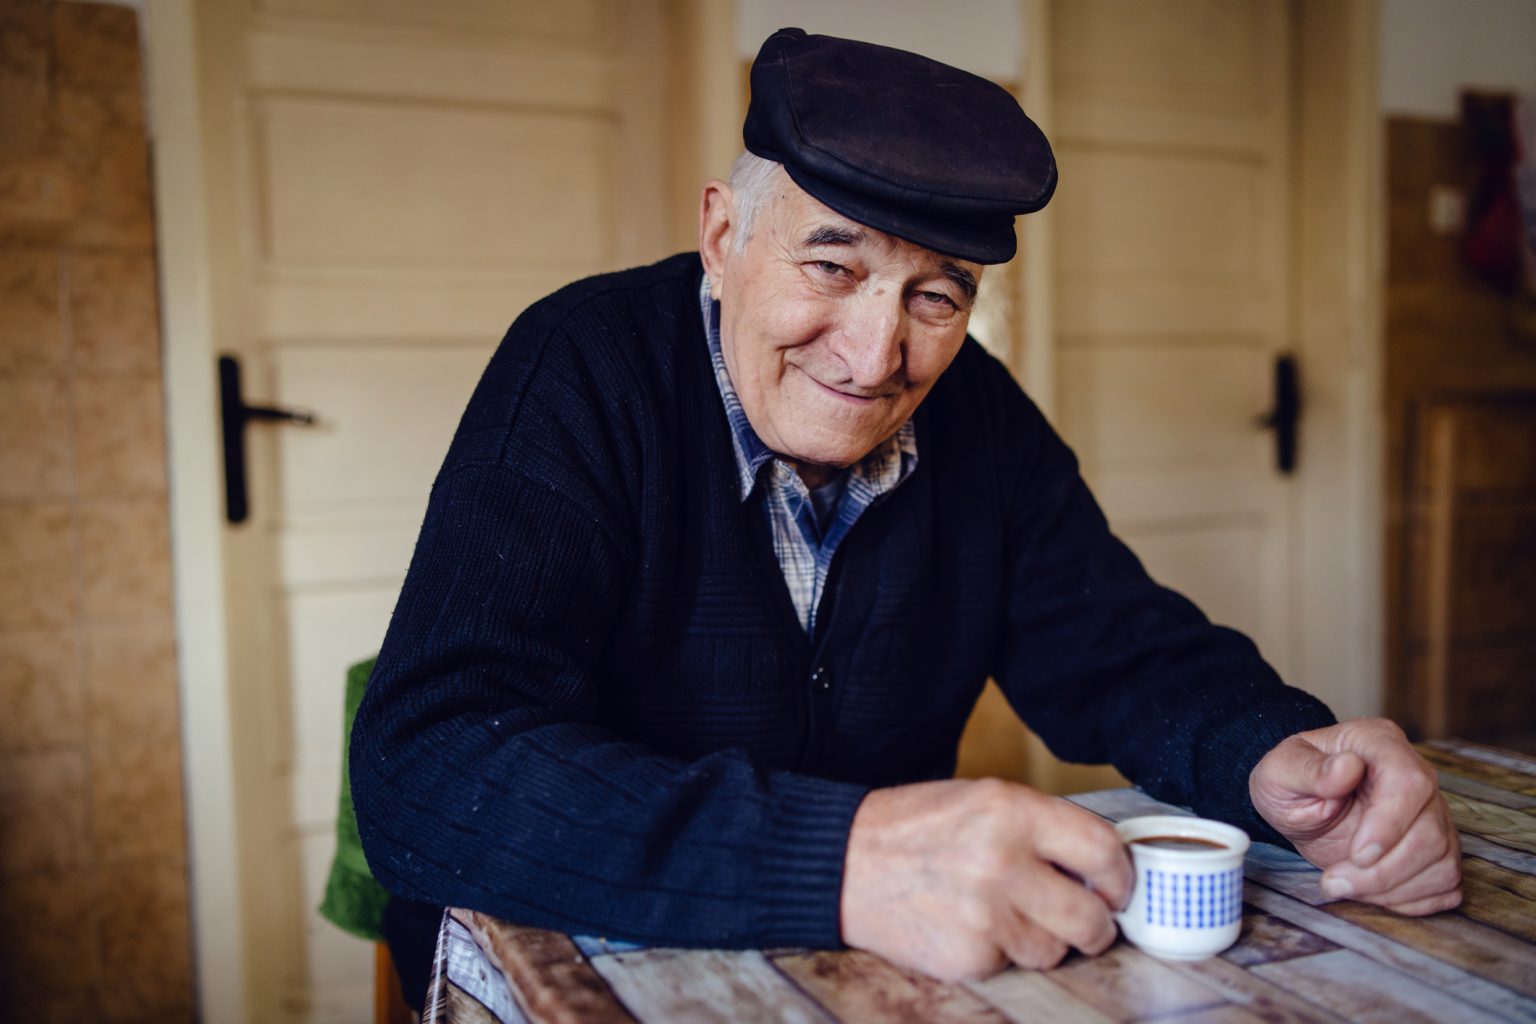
[1144,866,1243,927]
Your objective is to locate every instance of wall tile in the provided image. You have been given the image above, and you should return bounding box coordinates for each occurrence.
[60,126,155,250]
[0,629,85,754]
[52,80,155,249]
[94,858,195,1022]
[0,750,89,874]
[0,376,72,497]
[0,4,50,161]
[84,622,180,748]
[0,158,86,245]
[72,376,167,497]
[0,0,48,80]
[67,250,161,376]
[49,2,141,95]
[90,732,187,865]
[0,5,194,1018]
[0,866,100,1003]
[53,78,145,144]
[0,247,65,376]
[77,501,172,622]
[0,501,77,631]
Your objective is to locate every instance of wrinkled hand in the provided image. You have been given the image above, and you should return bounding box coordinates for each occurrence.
[839,778,1132,981]
[1249,718,1462,915]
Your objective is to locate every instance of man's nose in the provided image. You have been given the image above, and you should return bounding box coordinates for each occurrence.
[832,291,905,389]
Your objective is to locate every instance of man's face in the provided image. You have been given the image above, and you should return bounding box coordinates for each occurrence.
[699,173,981,484]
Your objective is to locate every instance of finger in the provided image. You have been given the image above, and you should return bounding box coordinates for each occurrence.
[1381,887,1463,917]
[1322,801,1457,899]
[995,912,1070,971]
[1008,862,1119,956]
[1033,801,1134,912]
[1342,737,1440,868]
[1355,855,1462,910]
[1257,737,1367,803]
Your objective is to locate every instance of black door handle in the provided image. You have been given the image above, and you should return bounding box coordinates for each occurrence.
[1256,353,1301,475]
[219,354,318,524]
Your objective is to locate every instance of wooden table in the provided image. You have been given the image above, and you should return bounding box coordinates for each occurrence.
[425,739,1536,1023]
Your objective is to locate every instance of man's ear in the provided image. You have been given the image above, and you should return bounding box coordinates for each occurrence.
[698,180,735,299]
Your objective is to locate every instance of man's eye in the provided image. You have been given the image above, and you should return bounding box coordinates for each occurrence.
[917,291,957,309]
[811,260,847,277]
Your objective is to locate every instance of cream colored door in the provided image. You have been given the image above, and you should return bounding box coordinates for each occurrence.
[1026,0,1297,791]
[161,2,676,1020]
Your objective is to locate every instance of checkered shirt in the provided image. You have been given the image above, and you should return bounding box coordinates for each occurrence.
[699,277,919,634]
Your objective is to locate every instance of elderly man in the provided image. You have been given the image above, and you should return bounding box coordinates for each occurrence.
[352,28,1461,1004]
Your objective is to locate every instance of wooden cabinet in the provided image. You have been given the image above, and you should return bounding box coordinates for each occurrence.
[1399,395,1536,743]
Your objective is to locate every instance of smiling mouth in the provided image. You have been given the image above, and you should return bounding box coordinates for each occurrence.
[803,372,890,404]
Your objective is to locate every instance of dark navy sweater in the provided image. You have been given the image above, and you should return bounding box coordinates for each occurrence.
[351,252,1334,954]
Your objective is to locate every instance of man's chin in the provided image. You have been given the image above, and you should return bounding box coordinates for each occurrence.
[781,436,883,475]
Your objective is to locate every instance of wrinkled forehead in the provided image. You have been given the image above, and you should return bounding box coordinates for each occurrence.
[761,175,985,279]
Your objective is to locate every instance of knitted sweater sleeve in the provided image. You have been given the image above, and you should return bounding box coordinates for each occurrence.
[349,291,867,948]
[988,370,1336,845]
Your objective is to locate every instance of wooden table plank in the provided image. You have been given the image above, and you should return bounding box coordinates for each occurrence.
[1321,900,1536,999]
[1219,908,1339,967]
[965,968,1116,1024]
[1253,949,1512,1024]
[772,949,1008,1023]
[1161,955,1350,1024]
[588,948,834,1024]
[1463,833,1536,874]
[1439,771,1536,811]
[1239,845,1335,907]
[453,913,633,1024]
[1245,886,1536,1023]
[1429,740,1536,778]
[1421,746,1536,796]
[443,985,511,1024]
[1163,1006,1283,1024]
[1459,858,1536,944]
[1446,793,1536,855]
[1039,945,1228,1022]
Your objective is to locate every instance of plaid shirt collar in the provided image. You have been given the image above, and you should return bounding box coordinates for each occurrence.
[698,275,917,504]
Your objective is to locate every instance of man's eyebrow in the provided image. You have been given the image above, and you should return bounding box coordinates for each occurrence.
[941,262,979,304]
[801,224,865,248]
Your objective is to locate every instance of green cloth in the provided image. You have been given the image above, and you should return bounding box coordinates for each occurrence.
[318,656,390,941]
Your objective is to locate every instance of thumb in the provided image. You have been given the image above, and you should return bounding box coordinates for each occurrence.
[1259,739,1366,802]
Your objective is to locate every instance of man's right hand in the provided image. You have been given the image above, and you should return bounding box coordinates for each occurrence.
[839,778,1132,981]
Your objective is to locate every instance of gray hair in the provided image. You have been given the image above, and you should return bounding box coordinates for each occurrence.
[727,151,785,252]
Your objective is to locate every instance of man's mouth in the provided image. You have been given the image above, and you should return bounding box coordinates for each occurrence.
[800,369,891,404]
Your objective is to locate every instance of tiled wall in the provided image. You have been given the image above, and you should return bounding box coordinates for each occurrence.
[0,1,194,1017]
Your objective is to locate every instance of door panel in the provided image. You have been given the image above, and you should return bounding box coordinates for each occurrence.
[257,98,617,268]
[187,0,675,1018]
[1053,0,1293,670]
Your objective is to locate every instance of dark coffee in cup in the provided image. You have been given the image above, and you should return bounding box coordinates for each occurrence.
[1130,835,1230,851]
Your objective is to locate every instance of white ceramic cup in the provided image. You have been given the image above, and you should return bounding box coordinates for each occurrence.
[1113,815,1251,961]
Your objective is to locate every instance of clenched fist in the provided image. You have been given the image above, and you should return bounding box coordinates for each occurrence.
[1250,717,1462,915]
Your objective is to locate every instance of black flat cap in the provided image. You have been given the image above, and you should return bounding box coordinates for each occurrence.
[743,27,1055,264]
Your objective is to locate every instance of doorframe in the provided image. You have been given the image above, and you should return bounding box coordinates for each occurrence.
[1287,0,1385,720]
[145,1,249,1020]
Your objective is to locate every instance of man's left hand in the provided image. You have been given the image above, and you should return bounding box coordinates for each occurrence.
[1249,717,1462,915]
